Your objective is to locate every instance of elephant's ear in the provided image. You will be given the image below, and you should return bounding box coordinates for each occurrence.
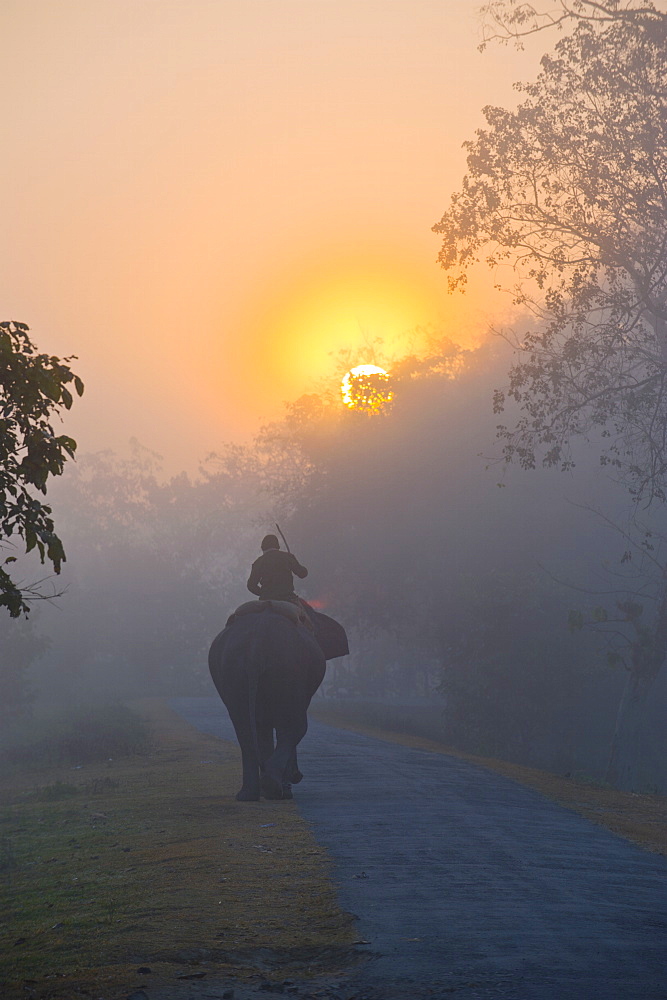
[303,606,350,659]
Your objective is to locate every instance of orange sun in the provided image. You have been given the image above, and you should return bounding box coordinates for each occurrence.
[341,364,394,411]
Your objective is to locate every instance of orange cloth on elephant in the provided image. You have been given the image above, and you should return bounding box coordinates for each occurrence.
[246,548,308,601]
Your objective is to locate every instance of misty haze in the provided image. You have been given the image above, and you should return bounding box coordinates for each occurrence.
[2,2,666,999]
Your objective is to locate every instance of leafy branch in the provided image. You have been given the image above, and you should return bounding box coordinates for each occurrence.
[0,322,83,616]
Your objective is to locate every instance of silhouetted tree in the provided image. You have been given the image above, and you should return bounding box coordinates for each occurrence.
[565,504,667,788]
[435,6,667,502]
[480,0,664,48]
[0,322,83,616]
[435,1,667,789]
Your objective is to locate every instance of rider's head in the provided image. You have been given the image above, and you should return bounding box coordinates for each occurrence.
[261,534,280,552]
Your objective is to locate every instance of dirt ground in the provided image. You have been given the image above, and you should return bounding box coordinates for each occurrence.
[0,700,359,1000]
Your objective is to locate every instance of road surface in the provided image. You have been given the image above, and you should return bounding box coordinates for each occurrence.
[173,697,667,1000]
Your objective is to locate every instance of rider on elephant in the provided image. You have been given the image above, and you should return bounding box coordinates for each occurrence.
[247,534,308,602]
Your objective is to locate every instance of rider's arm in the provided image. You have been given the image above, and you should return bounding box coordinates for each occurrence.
[290,553,308,579]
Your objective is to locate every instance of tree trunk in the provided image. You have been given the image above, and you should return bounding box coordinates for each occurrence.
[605,671,653,791]
[607,575,667,791]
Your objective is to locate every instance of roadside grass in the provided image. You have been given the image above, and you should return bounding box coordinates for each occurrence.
[0,700,356,1000]
[312,705,667,857]
[0,702,150,771]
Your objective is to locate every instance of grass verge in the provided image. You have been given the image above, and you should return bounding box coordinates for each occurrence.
[0,699,356,1000]
[0,703,150,770]
[312,705,667,857]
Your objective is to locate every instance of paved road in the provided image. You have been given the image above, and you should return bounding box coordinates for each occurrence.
[173,697,667,1000]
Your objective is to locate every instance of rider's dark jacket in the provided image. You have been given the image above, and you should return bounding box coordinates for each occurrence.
[247,548,308,602]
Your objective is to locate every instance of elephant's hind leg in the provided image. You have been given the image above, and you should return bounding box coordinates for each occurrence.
[261,707,308,799]
[287,748,303,784]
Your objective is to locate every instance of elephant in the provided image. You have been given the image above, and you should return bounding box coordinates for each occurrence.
[208,601,326,801]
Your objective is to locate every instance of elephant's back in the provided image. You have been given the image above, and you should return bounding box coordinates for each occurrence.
[208,611,323,671]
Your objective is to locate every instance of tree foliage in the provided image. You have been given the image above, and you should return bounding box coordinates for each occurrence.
[433,0,667,789]
[434,4,667,502]
[0,321,83,616]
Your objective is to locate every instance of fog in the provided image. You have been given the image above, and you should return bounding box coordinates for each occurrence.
[4,338,666,792]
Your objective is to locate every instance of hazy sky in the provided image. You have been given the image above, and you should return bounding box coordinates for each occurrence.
[2,1,541,472]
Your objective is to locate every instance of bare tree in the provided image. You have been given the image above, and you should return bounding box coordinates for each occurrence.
[480,0,665,49]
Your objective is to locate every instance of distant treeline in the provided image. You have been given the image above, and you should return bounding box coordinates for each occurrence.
[4,338,666,792]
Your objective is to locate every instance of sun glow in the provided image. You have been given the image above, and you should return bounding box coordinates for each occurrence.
[341,364,393,411]
[208,238,498,434]
[225,245,450,411]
